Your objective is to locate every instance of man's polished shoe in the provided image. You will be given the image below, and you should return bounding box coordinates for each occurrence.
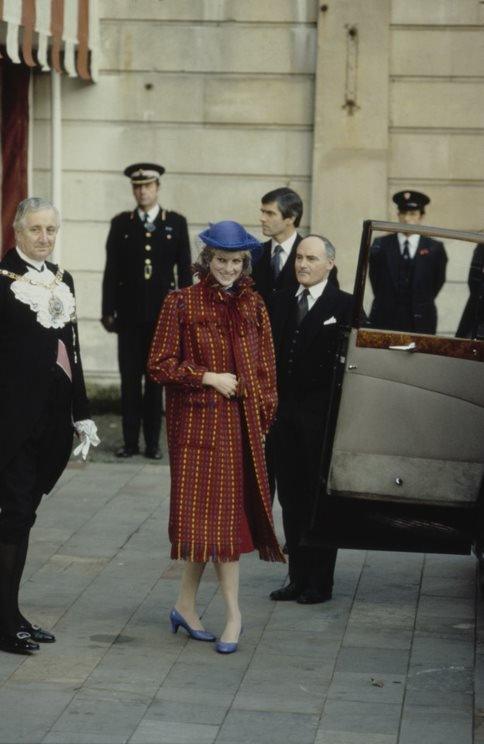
[297,589,332,605]
[144,447,162,460]
[0,631,40,655]
[269,582,299,601]
[169,608,216,642]
[19,622,56,643]
[115,446,139,458]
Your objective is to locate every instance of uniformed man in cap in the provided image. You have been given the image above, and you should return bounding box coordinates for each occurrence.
[101,163,192,458]
[369,190,447,334]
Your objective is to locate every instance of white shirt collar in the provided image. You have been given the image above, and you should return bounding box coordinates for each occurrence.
[271,231,298,256]
[397,232,420,258]
[295,278,328,305]
[16,246,45,271]
[138,204,160,223]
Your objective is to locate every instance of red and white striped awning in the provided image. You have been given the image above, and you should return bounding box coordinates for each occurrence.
[0,0,98,81]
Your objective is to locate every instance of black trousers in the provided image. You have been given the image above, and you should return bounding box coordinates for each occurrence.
[273,397,337,594]
[0,368,73,545]
[117,323,162,451]
[265,429,276,504]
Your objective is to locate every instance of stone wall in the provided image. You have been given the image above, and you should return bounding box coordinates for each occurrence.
[311,0,484,333]
[31,0,484,378]
[32,0,318,381]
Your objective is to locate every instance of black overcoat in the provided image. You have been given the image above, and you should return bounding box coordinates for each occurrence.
[269,282,353,593]
[101,208,192,329]
[369,233,447,334]
[0,249,90,479]
[456,243,484,338]
[270,282,353,413]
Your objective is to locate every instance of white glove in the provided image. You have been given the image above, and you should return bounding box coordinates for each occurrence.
[73,419,100,461]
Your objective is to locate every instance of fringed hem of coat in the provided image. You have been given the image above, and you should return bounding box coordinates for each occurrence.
[170,541,285,564]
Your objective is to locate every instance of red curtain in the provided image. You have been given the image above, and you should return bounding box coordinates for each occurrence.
[0,59,30,256]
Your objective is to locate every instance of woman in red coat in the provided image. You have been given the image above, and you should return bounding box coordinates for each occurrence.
[148,221,284,653]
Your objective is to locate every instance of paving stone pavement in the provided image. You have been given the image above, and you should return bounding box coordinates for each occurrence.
[0,461,482,744]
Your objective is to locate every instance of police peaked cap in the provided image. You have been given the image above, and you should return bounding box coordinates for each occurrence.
[199,221,263,263]
[124,162,165,184]
[393,190,430,212]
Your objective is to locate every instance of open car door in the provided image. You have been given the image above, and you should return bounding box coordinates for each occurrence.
[310,221,484,558]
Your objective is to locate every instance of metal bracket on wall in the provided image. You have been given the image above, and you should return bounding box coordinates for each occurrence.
[342,24,360,116]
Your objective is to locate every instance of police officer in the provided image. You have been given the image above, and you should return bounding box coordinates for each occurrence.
[369,190,447,335]
[101,163,192,458]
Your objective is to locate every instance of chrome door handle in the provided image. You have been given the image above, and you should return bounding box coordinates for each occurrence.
[388,342,417,352]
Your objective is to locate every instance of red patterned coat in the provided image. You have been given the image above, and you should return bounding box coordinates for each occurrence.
[148,274,284,563]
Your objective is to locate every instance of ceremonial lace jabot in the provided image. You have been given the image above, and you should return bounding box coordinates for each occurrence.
[9,266,76,329]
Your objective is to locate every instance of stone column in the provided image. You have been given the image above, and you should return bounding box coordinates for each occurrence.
[310,0,391,290]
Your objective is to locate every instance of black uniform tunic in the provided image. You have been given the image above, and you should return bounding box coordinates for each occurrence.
[0,248,90,541]
[369,233,447,335]
[101,207,192,451]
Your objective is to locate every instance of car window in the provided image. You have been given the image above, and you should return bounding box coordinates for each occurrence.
[356,222,484,341]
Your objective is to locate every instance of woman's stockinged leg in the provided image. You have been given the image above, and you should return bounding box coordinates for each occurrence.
[174,561,207,630]
[214,560,242,644]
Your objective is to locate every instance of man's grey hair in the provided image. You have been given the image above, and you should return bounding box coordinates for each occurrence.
[304,234,336,261]
[13,197,60,232]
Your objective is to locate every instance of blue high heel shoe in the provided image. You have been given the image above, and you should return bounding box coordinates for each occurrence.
[169,608,216,642]
[215,627,243,654]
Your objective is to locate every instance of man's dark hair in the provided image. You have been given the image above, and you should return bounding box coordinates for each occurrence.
[261,187,303,227]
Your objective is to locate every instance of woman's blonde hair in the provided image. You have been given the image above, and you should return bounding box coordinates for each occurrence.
[193,246,252,276]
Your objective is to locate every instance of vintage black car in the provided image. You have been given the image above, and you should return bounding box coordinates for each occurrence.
[310,221,484,584]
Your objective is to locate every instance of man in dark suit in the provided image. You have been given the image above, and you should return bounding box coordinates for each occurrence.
[269,235,352,604]
[0,197,98,654]
[252,188,305,503]
[252,187,303,305]
[101,163,192,459]
[369,190,447,334]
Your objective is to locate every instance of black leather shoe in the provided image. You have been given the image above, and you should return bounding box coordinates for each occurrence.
[297,589,332,605]
[0,631,40,655]
[144,447,162,460]
[269,582,299,601]
[19,622,56,643]
[116,446,139,458]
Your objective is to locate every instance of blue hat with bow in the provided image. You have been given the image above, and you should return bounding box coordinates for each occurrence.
[198,221,262,263]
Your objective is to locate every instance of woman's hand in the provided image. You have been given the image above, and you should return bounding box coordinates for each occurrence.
[202,372,238,399]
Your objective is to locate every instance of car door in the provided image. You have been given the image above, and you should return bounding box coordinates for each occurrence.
[311,221,484,554]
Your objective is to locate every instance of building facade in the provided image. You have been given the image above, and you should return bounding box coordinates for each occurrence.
[1,0,483,381]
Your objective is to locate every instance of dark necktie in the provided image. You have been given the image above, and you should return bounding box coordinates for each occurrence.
[403,239,410,260]
[271,245,284,280]
[297,288,310,325]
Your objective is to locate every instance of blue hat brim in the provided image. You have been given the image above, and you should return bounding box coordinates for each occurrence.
[198,222,263,264]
